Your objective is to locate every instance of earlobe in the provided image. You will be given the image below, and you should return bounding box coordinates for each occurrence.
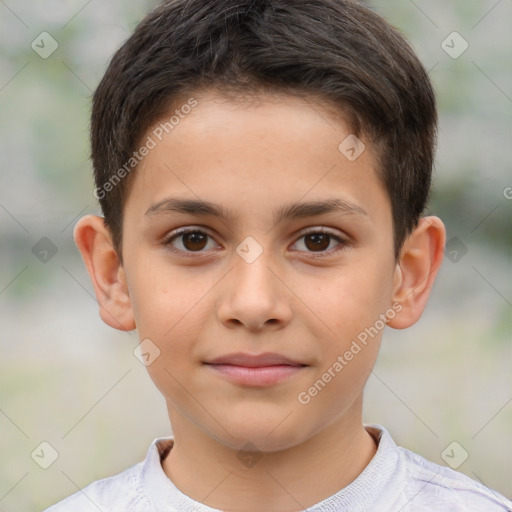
[73,214,136,331]
[388,216,446,330]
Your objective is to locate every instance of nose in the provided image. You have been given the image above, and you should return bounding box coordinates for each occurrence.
[217,248,293,332]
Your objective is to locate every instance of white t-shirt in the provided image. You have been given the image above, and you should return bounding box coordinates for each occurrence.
[44,424,512,511]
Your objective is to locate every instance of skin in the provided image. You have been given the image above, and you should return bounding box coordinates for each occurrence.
[74,90,445,511]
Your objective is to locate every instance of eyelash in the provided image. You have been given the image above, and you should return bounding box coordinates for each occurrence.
[161,226,350,259]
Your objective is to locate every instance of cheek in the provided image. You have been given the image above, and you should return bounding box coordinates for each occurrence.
[130,271,209,400]
[295,267,388,415]
[127,261,218,387]
[302,260,393,342]
[127,252,208,338]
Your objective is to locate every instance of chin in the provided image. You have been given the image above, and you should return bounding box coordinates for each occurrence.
[206,410,310,453]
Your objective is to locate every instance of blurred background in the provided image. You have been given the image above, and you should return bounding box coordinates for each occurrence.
[0,0,511,509]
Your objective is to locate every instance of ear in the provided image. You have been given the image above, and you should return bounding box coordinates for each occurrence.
[73,214,135,331]
[388,216,446,329]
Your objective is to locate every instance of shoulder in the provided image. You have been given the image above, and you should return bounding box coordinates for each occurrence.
[42,460,147,512]
[41,436,176,512]
[398,444,512,511]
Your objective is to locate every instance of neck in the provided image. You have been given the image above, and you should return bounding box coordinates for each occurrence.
[162,404,377,512]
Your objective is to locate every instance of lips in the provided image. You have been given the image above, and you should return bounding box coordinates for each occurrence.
[204,352,308,386]
[204,352,307,367]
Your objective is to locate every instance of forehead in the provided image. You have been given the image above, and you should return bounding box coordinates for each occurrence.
[123,89,390,227]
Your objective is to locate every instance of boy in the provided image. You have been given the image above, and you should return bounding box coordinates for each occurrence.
[46,0,512,510]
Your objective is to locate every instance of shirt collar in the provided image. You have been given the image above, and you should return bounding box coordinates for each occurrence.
[141,424,400,512]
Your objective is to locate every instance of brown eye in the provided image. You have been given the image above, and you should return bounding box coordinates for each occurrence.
[291,229,346,257]
[164,228,217,254]
[181,231,208,251]
[304,233,331,252]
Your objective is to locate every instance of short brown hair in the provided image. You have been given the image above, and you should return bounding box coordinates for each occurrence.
[91,0,437,260]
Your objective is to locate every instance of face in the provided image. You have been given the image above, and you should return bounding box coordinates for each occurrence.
[120,90,398,452]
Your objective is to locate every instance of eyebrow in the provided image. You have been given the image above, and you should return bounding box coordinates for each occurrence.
[144,197,367,225]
